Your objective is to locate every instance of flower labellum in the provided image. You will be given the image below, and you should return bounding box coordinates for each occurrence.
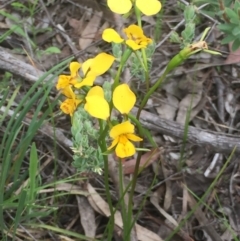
[108,121,143,158]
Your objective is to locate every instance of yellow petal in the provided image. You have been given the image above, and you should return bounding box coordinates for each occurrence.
[135,36,153,46]
[126,39,144,50]
[60,99,76,116]
[136,0,161,16]
[113,84,136,114]
[109,121,134,139]
[126,133,143,142]
[82,58,93,76]
[56,75,71,90]
[61,86,75,99]
[84,86,110,120]
[86,86,105,98]
[89,53,115,76]
[74,75,96,89]
[107,0,132,14]
[102,28,124,43]
[115,140,136,158]
[69,62,81,77]
[124,24,144,40]
[108,137,119,150]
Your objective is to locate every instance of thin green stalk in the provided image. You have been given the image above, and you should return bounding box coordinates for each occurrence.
[98,121,115,240]
[126,114,157,236]
[136,41,208,119]
[127,169,158,238]
[178,75,198,170]
[113,48,132,90]
[137,69,168,119]
[103,152,115,240]
[127,141,144,227]
[141,49,150,90]
[118,160,130,241]
[134,5,142,27]
[165,147,236,241]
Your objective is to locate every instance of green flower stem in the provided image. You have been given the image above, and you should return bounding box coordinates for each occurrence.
[118,159,130,241]
[133,50,149,89]
[113,48,132,90]
[127,140,143,222]
[136,45,201,119]
[134,2,149,89]
[134,5,142,27]
[103,153,115,240]
[136,68,168,119]
[98,120,114,240]
[141,48,150,90]
[128,113,145,138]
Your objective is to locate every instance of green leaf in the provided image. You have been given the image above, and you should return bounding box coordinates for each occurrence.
[28,143,38,203]
[11,2,28,11]
[218,23,236,32]
[225,8,239,21]
[232,26,240,36]
[43,46,61,54]
[170,31,181,43]
[221,34,236,44]
[229,16,240,25]
[181,23,195,42]
[234,1,240,12]
[184,5,195,22]
[232,38,240,51]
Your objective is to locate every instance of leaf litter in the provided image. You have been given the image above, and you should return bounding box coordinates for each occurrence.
[1,0,240,240]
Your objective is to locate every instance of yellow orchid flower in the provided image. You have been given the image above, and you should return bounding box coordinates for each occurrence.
[74,53,115,89]
[56,53,115,90]
[60,86,82,117]
[84,86,110,120]
[56,62,81,90]
[108,121,143,158]
[107,0,161,16]
[102,25,152,51]
[113,84,136,114]
[124,25,152,50]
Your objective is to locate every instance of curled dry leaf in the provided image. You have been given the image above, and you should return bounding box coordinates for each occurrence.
[79,11,103,50]
[76,196,96,238]
[156,94,179,121]
[225,42,240,65]
[176,80,203,124]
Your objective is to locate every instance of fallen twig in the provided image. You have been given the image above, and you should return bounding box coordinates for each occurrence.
[133,108,240,154]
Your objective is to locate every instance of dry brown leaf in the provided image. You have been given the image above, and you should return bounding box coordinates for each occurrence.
[68,17,83,33]
[225,42,240,64]
[185,187,223,241]
[68,13,87,37]
[123,148,161,174]
[79,11,103,50]
[162,165,172,211]
[176,82,203,124]
[77,196,96,238]
[156,94,179,121]
[225,90,236,118]
[87,183,163,241]
[151,191,193,241]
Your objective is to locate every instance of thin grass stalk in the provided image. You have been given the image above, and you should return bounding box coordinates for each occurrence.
[165,147,236,241]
